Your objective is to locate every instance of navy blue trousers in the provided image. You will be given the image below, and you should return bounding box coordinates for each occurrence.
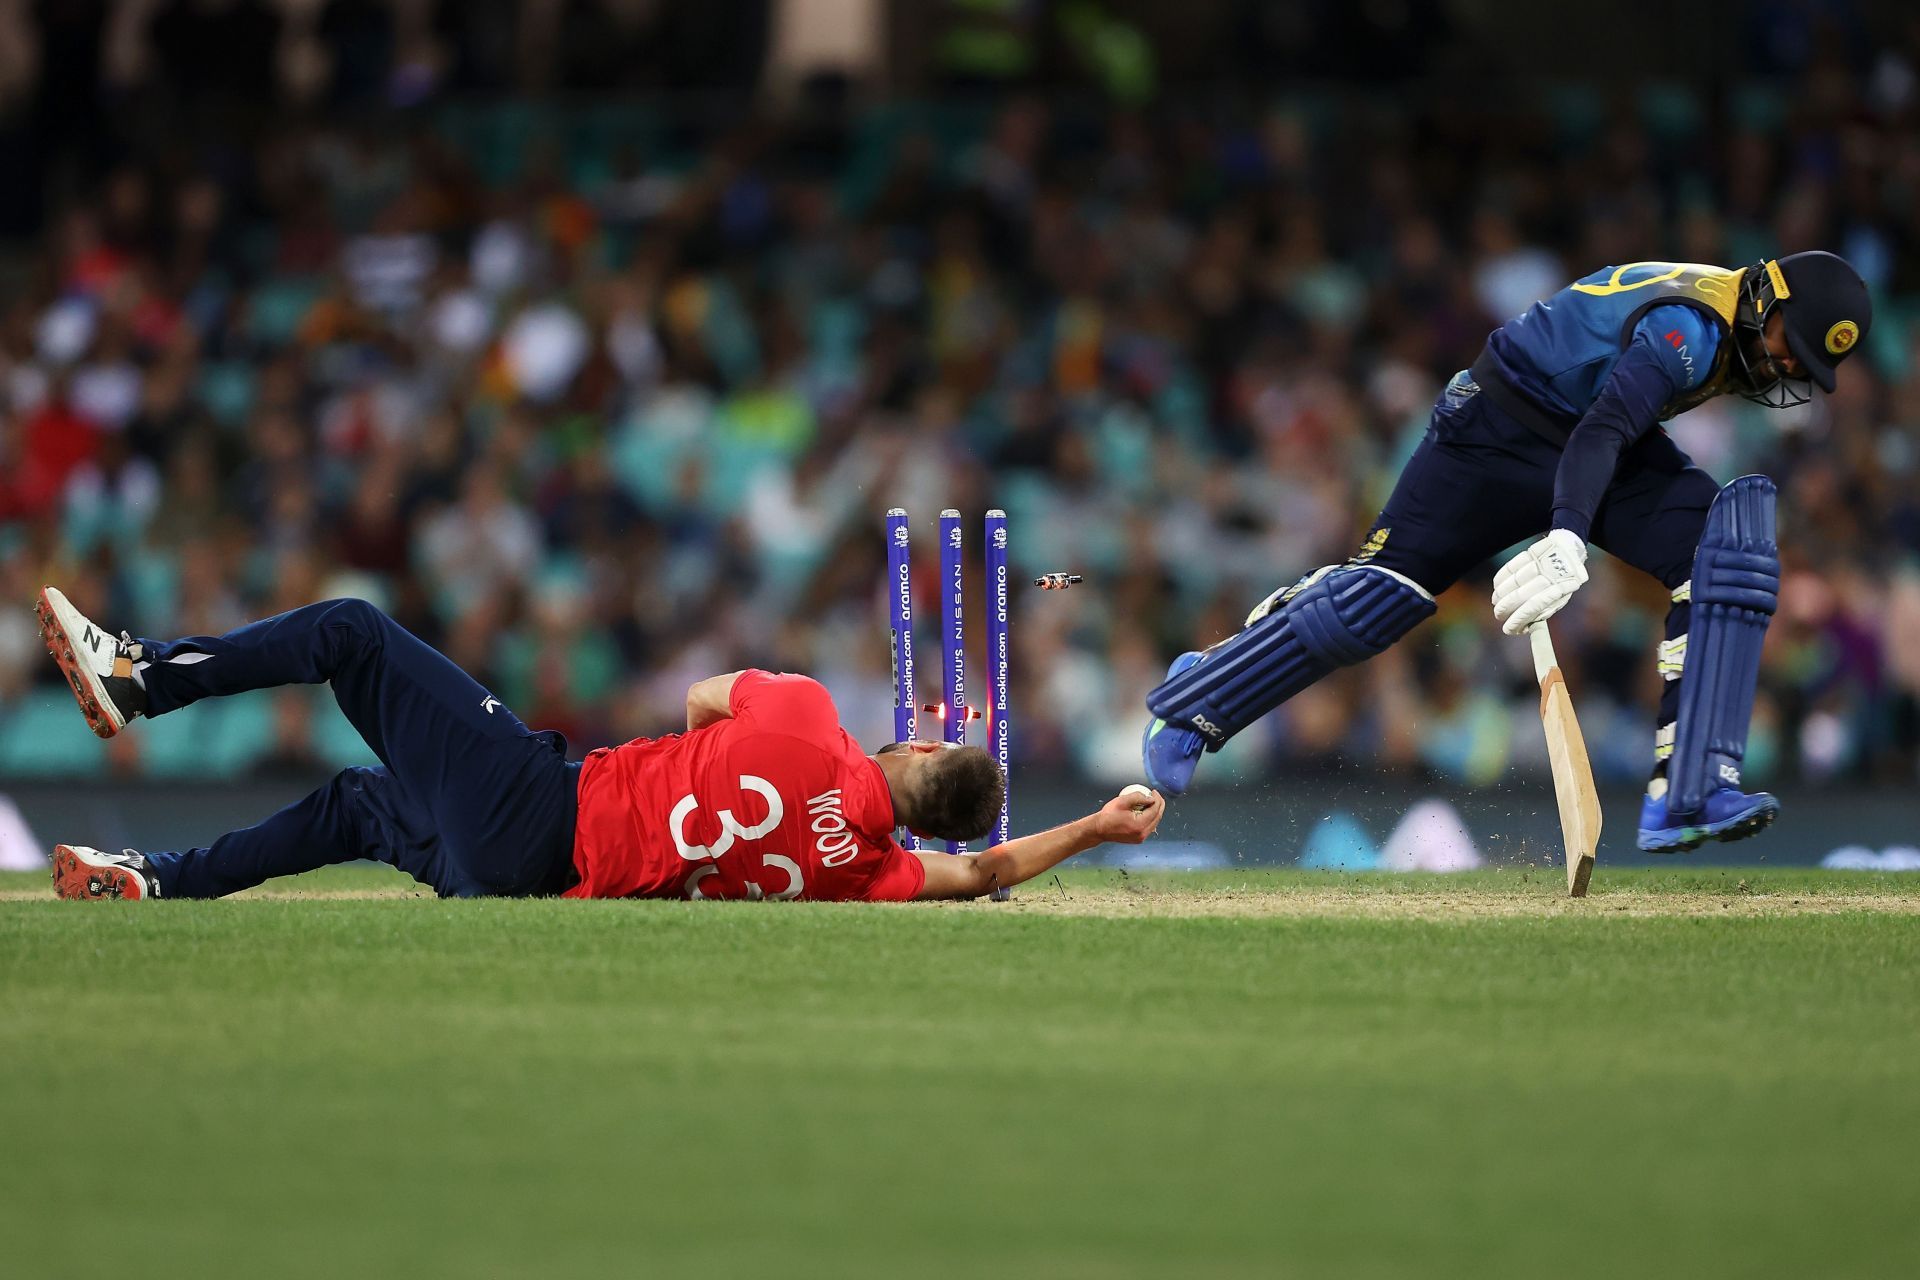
[140,599,580,899]
[1364,374,1717,737]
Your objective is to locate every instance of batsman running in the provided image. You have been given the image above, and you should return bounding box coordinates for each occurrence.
[1143,253,1871,853]
[36,592,1164,902]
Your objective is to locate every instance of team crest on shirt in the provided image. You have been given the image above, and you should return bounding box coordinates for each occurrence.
[1825,320,1859,355]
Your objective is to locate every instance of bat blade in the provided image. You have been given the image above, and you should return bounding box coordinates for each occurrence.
[1530,624,1602,898]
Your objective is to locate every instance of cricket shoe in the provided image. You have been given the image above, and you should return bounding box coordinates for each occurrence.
[36,586,146,738]
[52,845,162,901]
[1142,651,1206,797]
[1636,786,1780,853]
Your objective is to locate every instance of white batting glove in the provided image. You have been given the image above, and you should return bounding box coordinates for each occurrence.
[1492,530,1589,636]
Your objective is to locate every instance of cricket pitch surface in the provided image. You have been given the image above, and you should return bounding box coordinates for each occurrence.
[5,865,1917,1278]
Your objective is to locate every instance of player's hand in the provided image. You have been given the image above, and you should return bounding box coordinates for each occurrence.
[1090,785,1166,845]
[1492,529,1589,636]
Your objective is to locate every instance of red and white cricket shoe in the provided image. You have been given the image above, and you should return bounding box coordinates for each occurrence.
[52,845,163,901]
[35,586,147,739]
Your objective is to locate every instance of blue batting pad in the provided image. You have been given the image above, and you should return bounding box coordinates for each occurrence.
[1669,475,1779,813]
[1146,565,1435,749]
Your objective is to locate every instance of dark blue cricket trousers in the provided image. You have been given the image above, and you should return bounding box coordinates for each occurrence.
[139,599,581,899]
[1365,373,1719,732]
[1368,373,1721,594]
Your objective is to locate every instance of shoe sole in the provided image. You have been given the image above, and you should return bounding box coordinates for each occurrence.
[51,845,148,901]
[34,588,126,739]
[1708,803,1778,846]
[1637,800,1779,854]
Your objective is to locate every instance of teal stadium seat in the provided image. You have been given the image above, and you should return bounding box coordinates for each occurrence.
[1731,85,1787,133]
[247,277,326,349]
[567,105,661,189]
[134,701,215,777]
[0,692,107,775]
[442,102,557,188]
[1545,84,1605,152]
[313,697,381,771]
[1868,299,1914,379]
[608,410,695,511]
[200,698,280,778]
[197,361,257,429]
[1638,83,1703,144]
[126,698,287,779]
[122,553,180,628]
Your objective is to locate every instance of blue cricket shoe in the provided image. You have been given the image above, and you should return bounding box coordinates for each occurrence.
[1637,786,1781,853]
[1142,651,1207,796]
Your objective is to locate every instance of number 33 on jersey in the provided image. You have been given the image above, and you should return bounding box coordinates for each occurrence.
[566,671,929,902]
[674,778,871,900]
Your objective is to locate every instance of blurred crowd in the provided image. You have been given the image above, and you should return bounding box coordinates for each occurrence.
[2,1,1919,791]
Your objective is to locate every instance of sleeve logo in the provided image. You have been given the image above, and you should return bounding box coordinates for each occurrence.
[1664,330,1696,384]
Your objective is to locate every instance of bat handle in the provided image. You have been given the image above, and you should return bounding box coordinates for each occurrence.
[1528,620,1557,684]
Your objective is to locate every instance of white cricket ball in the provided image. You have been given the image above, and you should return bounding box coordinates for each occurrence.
[1122,783,1154,806]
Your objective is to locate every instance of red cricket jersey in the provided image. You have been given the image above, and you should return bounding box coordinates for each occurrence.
[566,671,927,902]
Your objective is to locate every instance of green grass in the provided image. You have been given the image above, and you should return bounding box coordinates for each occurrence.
[3,867,1918,1278]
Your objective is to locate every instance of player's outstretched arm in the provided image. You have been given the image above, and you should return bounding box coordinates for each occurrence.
[913,787,1166,900]
[685,672,744,732]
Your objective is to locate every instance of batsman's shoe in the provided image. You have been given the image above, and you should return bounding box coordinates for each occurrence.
[1637,786,1780,853]
[52,845,162,901]
[1142,652,1207,796]
[36,586,146,738]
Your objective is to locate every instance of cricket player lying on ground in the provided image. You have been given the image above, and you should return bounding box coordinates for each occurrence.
[1143,252,1872,853]
[35,591,1165,902]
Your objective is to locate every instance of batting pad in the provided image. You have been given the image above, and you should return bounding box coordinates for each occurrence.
[1147,565,1435,748]
[1669,475,1779,813]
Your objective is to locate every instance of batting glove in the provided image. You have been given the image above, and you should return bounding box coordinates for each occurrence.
[1492,529,1589,636]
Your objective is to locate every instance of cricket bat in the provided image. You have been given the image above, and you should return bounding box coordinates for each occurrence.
[1529,621,1600,897]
